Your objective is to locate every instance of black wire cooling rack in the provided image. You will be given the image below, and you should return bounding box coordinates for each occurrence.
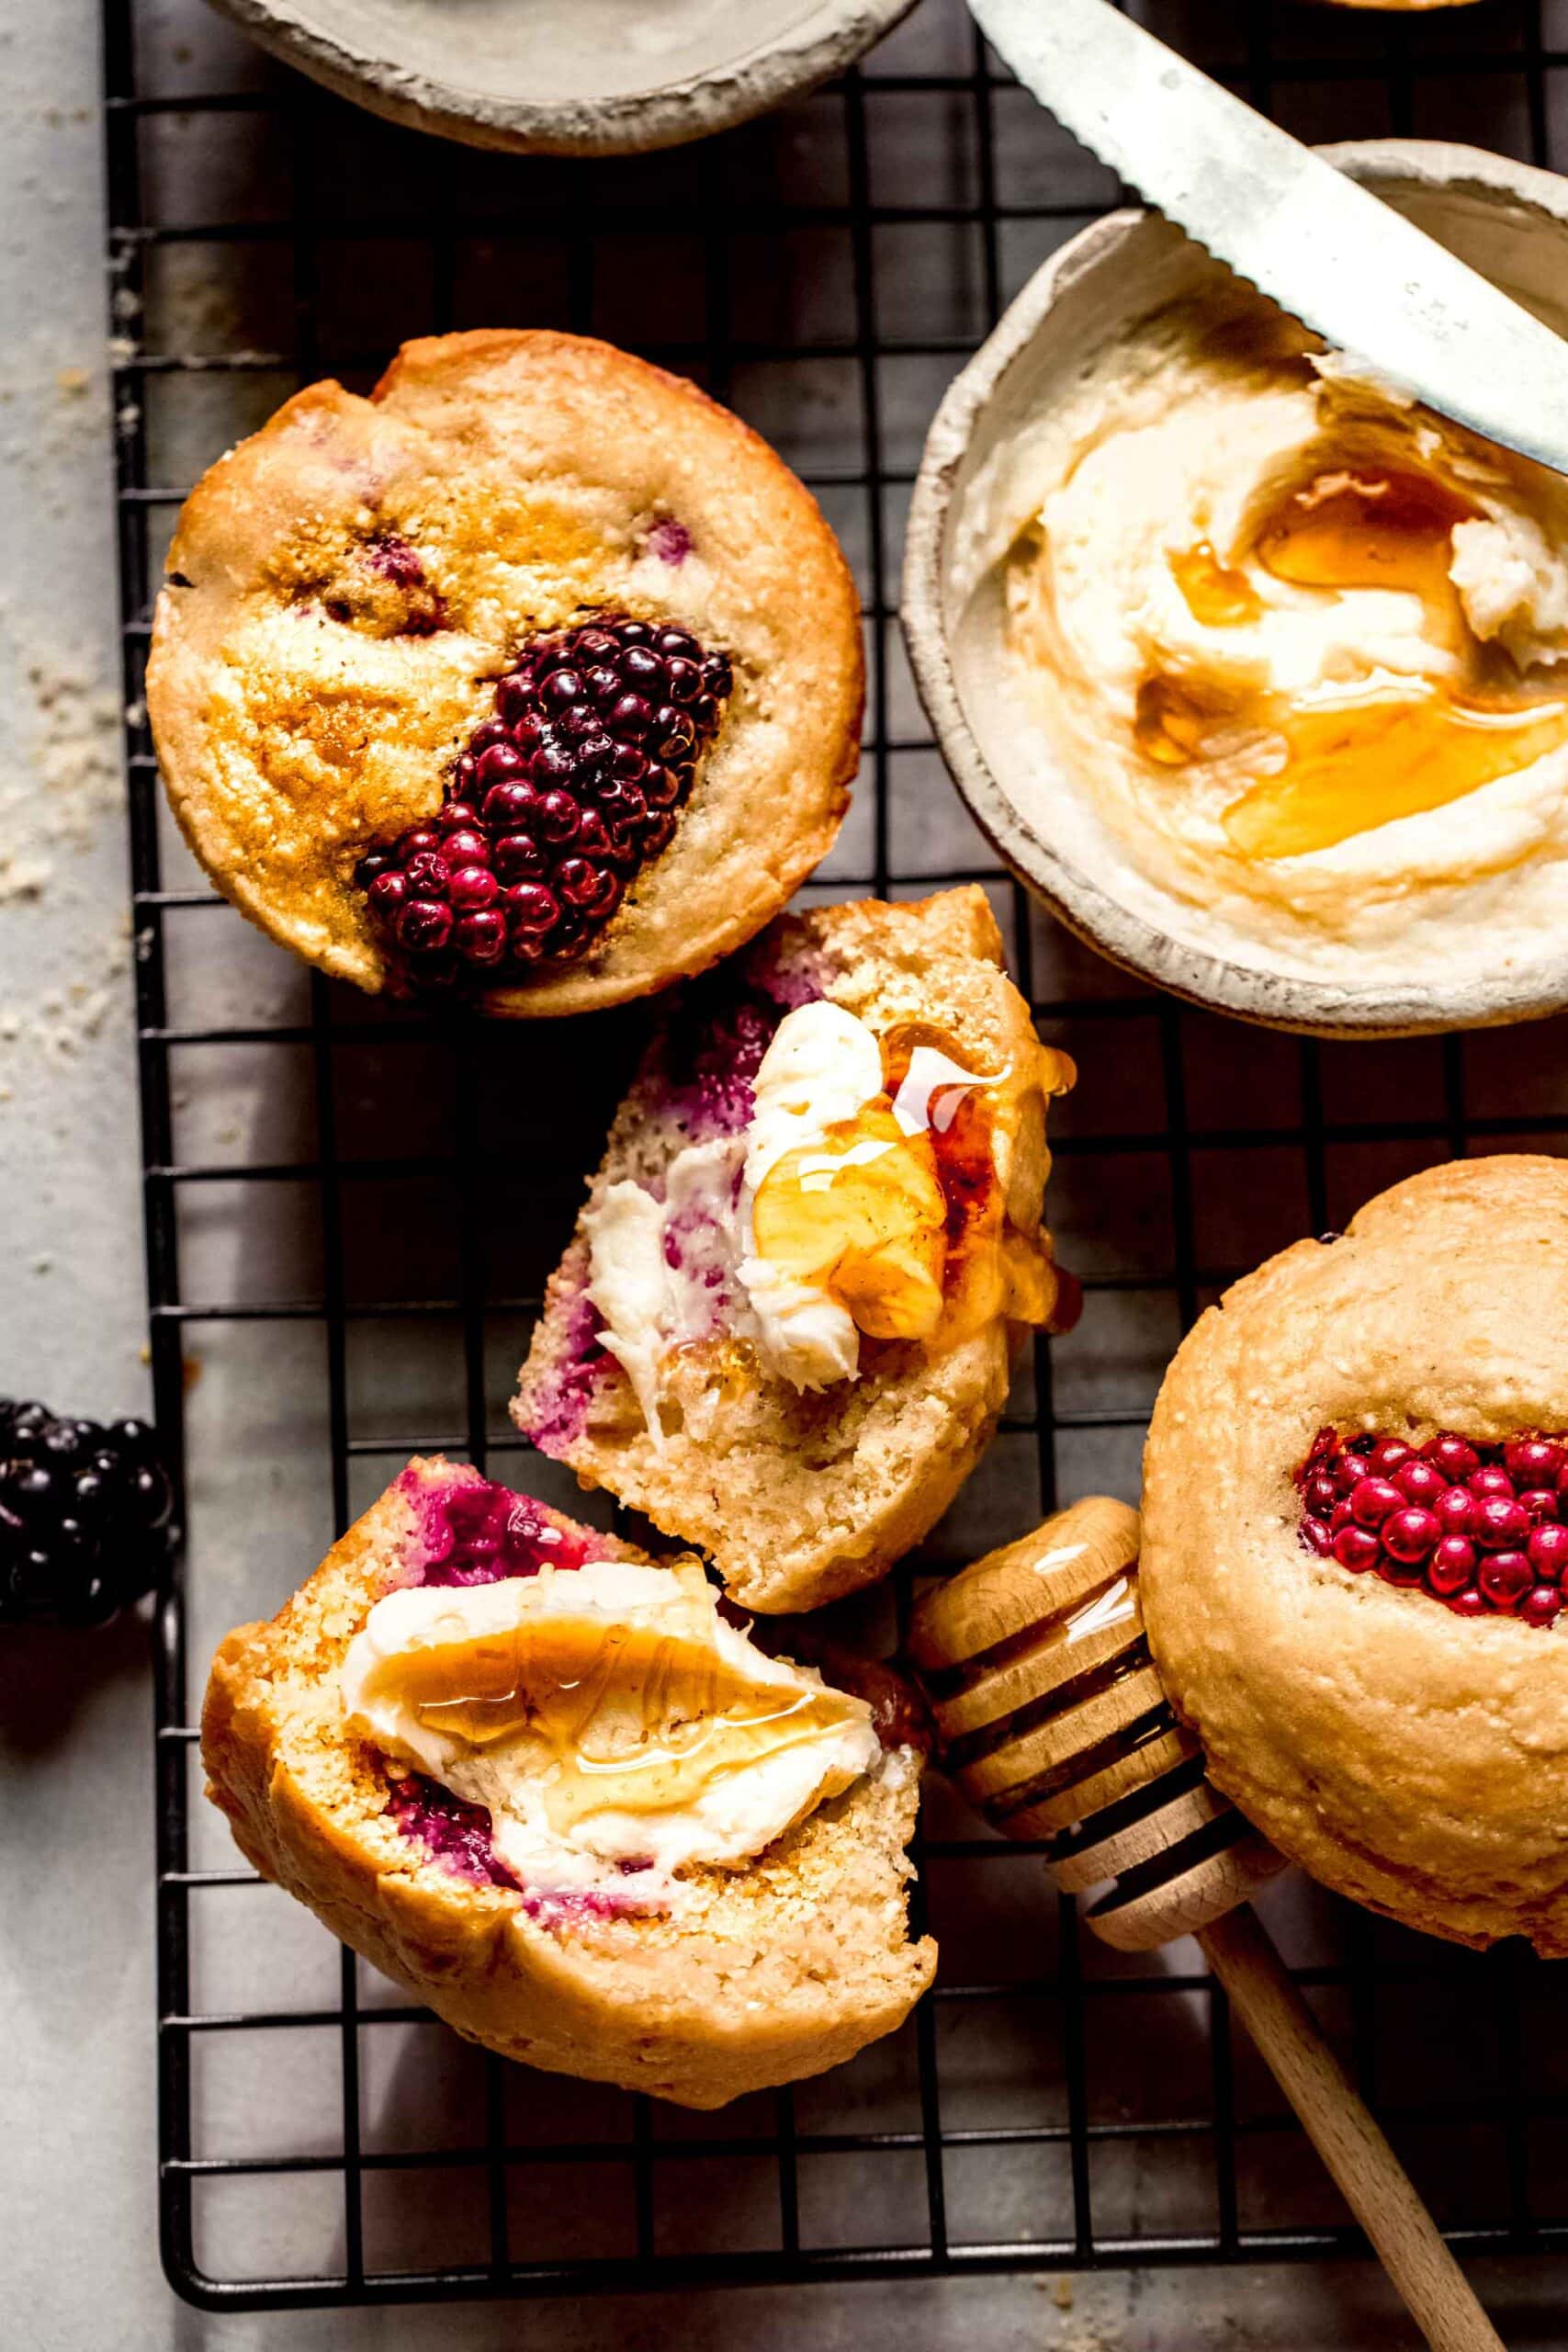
[105,0,1568,2313]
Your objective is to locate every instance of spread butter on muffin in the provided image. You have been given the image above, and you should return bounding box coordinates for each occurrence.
[1141,1155,1568,1954]
[201,1458,934,2108]
[147,331,862,1014]
[513,885,1078,1614]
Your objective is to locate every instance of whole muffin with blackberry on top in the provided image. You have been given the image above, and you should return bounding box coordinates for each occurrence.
[1142,1156,1568,1954]
[146,330,862,1015]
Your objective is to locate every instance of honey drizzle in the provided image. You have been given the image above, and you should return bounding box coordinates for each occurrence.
[882,1024,1055,1339]
[750,1099,947,1342]
[1169,541,1262,628]
[1145,467,1568,858]
[1224,685,1568,860]
[389,1595,865,1836]
[747,1025,1058,1351]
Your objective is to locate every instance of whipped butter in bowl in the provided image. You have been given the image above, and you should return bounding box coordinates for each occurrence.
[903,141,1568,1035]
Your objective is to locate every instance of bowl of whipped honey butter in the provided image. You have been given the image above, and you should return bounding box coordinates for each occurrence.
[902,141,1568,1036]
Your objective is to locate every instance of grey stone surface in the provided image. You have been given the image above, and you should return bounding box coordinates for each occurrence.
[0,0,145,1411]
[2,3,1564,2347]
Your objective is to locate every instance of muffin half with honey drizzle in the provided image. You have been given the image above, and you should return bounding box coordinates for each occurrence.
[513,886,1078,1613]
[202,1457,934,2108]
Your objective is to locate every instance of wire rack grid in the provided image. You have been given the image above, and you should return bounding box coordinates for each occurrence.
[103,0,1568,2314]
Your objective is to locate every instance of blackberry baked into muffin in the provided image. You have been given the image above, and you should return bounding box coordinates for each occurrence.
[146,330,862,1014]
[1142,1156,1568,1954]
[514,886,1077,1613]
[202,1458,934,2107]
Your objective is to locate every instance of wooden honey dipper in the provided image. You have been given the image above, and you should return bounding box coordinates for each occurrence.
[908,1497,1503,2352]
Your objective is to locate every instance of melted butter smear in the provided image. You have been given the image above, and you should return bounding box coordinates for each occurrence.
[380,1589,865,1837]
[1152,469,1568,858]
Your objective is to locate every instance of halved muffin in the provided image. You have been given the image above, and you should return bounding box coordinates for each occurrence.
[515,887,1077,1611]
[202,1458,933,2108]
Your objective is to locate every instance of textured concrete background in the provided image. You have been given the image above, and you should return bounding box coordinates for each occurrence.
[0,1,1562,2345]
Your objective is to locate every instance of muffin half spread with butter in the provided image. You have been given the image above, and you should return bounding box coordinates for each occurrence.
[343,1546,879,1904]
[966,289,1568,991]
[581,993,1059,1416]
[201,1459,935,2106]
[514,888,1077,1613]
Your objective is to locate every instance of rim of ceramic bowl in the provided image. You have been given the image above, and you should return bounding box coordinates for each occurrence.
[901,139,1568,1039]
[208,0,919,157]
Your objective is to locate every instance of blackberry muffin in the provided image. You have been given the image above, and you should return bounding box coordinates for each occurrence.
[1142,1156,1568,1954]
[146,331,862,1014]
[202,1458,934,2108]
[515,886,1078,1613]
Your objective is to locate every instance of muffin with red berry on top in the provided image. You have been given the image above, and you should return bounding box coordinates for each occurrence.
[145,331,862,1015]
[1141,1156,1568,1954]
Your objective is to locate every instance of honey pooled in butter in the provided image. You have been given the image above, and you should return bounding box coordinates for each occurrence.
[1168,541,1262,629]
[352,1559,873,1843]
[1258,467,1481,613]
[750,1098,947,1342]
[1153,467,1568,857]
[1223,684,1568,860]
[748,1024,1066,1351]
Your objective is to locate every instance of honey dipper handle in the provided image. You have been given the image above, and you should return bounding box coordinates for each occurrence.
[1199,1907,1503,2352]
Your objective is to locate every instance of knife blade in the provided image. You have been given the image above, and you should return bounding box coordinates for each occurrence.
[968,0,1568,479]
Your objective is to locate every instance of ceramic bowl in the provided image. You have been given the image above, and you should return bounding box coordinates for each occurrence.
[901,141,1568,1038]
[209,0,918,155]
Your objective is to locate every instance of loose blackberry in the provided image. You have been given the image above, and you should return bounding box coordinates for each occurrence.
[0,1399,175,1628]
[354,615,733,998]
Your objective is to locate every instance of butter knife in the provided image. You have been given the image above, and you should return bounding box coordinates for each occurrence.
[969,0,1568,479]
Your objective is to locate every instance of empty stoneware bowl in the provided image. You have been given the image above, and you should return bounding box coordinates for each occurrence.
[209,0,918,154]
[902,141,1568,1038]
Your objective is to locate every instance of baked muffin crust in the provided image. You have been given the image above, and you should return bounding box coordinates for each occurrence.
[1142,1156,1568,1953]
[147,329,862,1014]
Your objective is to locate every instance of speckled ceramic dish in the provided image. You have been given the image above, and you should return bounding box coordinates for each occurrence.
[901,141,1568,1039]
[209,0,918,155]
